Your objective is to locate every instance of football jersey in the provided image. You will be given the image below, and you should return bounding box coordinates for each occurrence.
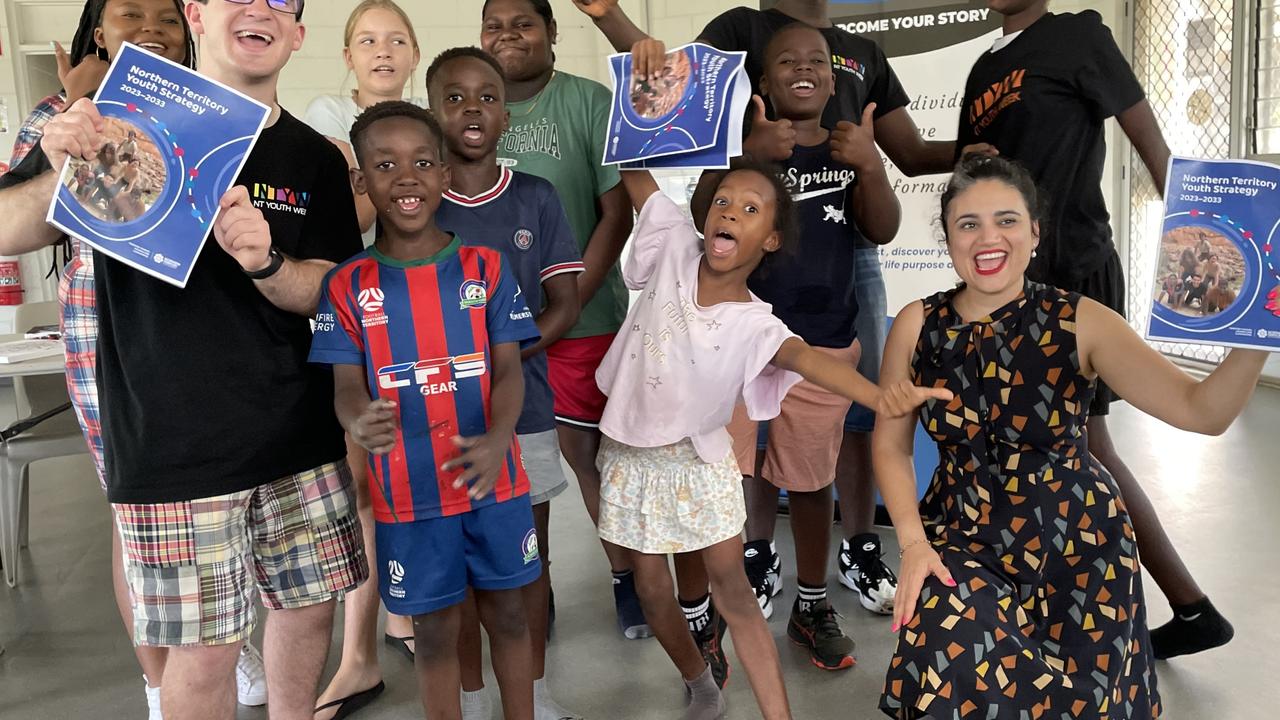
[310,237,540,523]
[438,167,584,434]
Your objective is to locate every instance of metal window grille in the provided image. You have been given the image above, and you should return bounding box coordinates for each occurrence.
[1127,0,1236,363]
[1251,1,1280,159]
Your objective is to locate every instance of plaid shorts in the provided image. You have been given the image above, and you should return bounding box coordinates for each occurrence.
[58,244,105,488]
[113,461,368,647]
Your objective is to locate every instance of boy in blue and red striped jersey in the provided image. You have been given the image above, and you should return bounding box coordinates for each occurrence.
[309,101,540,720]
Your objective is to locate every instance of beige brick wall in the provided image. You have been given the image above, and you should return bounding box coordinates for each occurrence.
[275,0,739,115]
[0,1,741,127]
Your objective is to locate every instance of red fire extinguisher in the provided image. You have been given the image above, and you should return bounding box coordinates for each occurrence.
[0,256,25,306]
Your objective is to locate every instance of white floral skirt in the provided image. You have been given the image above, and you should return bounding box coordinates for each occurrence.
[596,436,746,554]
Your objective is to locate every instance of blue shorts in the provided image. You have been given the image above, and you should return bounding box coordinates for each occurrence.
[844,247,887,433]
[376,497,541,616]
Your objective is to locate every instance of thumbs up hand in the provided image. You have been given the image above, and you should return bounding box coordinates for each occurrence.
[214,186,273,273]
[830,102,880,172]
[742,95,797,163]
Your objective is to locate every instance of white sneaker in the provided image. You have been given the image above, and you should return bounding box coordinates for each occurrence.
[235,644,268,706]
[837,536,898,615]
[535,678,583,720]
[536,694,584,720]
[745,545,782,620]
[143,676,163,720]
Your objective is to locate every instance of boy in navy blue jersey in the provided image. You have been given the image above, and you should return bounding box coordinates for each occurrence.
[688,23,901,678]
[426,47,584,720]
[309,101,539,720]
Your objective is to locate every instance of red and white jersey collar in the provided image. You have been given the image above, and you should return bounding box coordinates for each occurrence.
[443,166,513,207]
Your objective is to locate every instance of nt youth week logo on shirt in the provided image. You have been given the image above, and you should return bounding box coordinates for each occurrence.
[251,182,311,216]
[831,54,867,82]
[968,68,1026,136]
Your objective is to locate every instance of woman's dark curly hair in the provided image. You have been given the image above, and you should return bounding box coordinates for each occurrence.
[939,153,1045,241]
[70,0,196,69]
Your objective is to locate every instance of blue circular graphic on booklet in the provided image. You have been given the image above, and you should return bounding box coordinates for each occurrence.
[56,101,185,240]
[621,46,699,152]
[195,142,259,221]
[1149,211,1260,333]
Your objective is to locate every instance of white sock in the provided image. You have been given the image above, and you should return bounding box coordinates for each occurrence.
[797,582,827,613]
[461,688,492,720]
[143,676,163,720]
[681,594,712,634]
[681,666,724,720]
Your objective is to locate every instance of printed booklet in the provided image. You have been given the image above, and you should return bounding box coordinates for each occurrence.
[1146,156,1280,350]
[603,43,750,170]
[46,43,270,288]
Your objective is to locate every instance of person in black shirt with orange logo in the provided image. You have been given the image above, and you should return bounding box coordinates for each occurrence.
[955,0,1232,661]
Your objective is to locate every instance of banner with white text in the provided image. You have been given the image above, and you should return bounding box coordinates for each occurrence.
[824,1,1002,312]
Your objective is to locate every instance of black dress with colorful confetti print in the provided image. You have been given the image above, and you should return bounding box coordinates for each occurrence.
[879,283,1160,719]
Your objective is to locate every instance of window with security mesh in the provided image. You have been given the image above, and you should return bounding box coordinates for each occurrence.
[1252,2,1280,159]
[1127,0,1235,364]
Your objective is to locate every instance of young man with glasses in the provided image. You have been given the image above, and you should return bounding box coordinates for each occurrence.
[0,1,367,717]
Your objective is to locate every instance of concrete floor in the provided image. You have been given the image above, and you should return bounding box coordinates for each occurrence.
[1,389,1278,719]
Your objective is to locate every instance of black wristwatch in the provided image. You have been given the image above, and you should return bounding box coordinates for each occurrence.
[245,247,284,280]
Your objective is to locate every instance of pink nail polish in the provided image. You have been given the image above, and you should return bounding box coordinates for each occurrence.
[946,578,957,587]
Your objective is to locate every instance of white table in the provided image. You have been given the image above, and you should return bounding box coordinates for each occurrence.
[0,335,67,380]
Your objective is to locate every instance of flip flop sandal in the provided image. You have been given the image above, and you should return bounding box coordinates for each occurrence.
[384,633,415,662]
[313,681,385,720]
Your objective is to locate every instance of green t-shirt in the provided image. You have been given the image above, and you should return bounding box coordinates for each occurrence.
[498,71,625,339]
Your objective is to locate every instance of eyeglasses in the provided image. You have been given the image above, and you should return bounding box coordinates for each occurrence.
[222,0,305,18]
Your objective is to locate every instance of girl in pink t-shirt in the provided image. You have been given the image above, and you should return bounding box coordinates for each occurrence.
[595,164,949,719]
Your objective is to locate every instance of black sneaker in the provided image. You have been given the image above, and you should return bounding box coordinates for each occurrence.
[787,598,855,670]
[693,603,730,689]
[837,534,897,615]
[1150,598,1235,659]
[612,572,653,640]
[743,541,782,619]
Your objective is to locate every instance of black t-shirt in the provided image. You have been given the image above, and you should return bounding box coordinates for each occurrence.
[87,110,358,503]
[750,140,863,348]
[956,11,1144,284]
[699,7,911,129]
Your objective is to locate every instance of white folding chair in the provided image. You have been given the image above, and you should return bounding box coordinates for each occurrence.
[0,301,88,587]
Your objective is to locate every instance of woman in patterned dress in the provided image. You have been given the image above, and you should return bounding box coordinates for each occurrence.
[873,154,1270,719]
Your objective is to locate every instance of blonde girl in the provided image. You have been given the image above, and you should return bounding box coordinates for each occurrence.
[304,3,423,719]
